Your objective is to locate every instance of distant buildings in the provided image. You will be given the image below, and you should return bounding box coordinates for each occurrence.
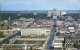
[52,6,57,16]
[47,10,52,17]
[30,19,53,28]
[12,17,34,29]
[47,7,66,18]
[60,10,66,16]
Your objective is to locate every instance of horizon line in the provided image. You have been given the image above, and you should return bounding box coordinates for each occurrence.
[1,10,80,11]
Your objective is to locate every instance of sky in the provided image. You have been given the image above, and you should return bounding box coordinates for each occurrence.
[0,0,80,11]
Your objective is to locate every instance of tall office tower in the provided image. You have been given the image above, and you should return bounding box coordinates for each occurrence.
[47,10,52,17]
[52,6,57,19]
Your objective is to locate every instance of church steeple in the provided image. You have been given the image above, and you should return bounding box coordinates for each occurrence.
[8,16,11,29]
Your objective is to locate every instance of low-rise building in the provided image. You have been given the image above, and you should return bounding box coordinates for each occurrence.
[52,36,64,50]
[64,36,80,50]
[68,27,75,33]
[2,45,22,50]
[0,29,17,36]
[21,28,51,36]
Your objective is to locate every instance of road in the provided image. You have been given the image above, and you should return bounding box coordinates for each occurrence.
[0,31,21,45]
[43,19,56,50]
[26,17,39,28]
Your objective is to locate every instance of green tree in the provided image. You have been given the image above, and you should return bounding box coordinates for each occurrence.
[3,40,9,44]
[0,24,4,27]
[56,31,61,36]
[0,31,5,38]
[73,43,77,48]
[75,40,78,45]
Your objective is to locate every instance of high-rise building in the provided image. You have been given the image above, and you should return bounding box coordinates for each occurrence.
[52,6,57,19]
[47,10,52,17]
[53,6,57,16]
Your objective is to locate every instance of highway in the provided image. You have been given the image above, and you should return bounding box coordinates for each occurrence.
[43,19,56,50]
[0,17,40,45]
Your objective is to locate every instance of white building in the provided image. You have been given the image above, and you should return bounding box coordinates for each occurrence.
[12,27,21,31]
[21,28,51,36]
[68,27,75,32]
[47,10,52,17]
[52,36,64,49]
[47,6,66,18]
[60,10,66,16]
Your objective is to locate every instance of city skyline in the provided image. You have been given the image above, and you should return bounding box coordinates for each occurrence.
[0,1,80,50]
[0,0,80,11]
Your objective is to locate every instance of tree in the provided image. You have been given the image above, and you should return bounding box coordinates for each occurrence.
[0,31,5,38]
[3,40,9,44]
[56,31,61,36]
[0,32,3,36]
[0,24,4,27]
[75,40,78,45]
[73,43,77,48]
[73,40,79,48]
